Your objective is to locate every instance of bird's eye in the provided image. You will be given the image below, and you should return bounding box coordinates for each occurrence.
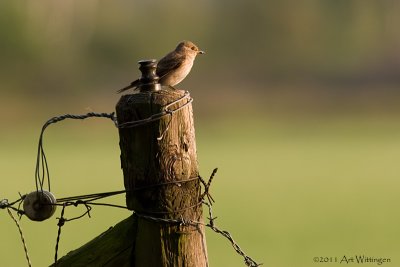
[191,46,196,50]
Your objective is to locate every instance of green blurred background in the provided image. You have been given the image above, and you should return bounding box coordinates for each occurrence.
[1,1,400,266]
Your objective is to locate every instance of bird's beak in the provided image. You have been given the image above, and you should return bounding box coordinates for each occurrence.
[198,50,205,55]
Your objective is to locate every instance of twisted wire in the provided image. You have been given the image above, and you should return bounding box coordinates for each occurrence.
[5,91,261,266]
[34,92,191,193]
[3,169,261,267]
[54,204,66,266]
[35,112,117,193]
[116,91,192,129]
[7,208,32,267]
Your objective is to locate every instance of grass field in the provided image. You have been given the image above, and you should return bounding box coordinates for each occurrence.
[1,114,400,267]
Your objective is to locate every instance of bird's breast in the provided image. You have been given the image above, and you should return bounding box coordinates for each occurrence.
[162,60,194,86]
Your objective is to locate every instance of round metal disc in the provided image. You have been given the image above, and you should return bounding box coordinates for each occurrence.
[23,191,57,221]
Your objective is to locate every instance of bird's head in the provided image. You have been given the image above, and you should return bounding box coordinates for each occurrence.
[176,41,205,56]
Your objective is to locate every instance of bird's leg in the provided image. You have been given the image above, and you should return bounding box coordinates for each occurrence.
[168,85,177,90]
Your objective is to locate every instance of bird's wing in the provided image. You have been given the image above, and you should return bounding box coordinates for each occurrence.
[117,79,140,93]
[156,52,186,79]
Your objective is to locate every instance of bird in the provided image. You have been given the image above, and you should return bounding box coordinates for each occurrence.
[118,40,204,93]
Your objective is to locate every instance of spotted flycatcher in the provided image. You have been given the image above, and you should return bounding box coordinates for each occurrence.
[118,40,204,93]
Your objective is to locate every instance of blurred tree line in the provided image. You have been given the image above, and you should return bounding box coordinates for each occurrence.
[0,1,399,103]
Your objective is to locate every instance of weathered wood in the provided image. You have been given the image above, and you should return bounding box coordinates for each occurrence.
[50,87,207,267]
[50,215,137,267]
[116,87,208,267]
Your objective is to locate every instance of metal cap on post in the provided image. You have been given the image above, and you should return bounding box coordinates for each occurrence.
[138,59,161,92]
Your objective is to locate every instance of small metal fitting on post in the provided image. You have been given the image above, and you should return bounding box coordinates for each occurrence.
[138,59,161,92]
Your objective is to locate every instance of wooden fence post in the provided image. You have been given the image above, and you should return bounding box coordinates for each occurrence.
[115,60,208,266]
[49,60,208,266]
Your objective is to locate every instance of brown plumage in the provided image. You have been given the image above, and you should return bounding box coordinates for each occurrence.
[118,40,204,93]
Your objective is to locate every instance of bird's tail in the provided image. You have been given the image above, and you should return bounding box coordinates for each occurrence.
[117,79,139,93]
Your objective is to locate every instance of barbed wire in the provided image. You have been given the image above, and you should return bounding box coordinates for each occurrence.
[132,169,262,267]
[136,201,262,267]
[2,91,262,267]
[2,171,262,267]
